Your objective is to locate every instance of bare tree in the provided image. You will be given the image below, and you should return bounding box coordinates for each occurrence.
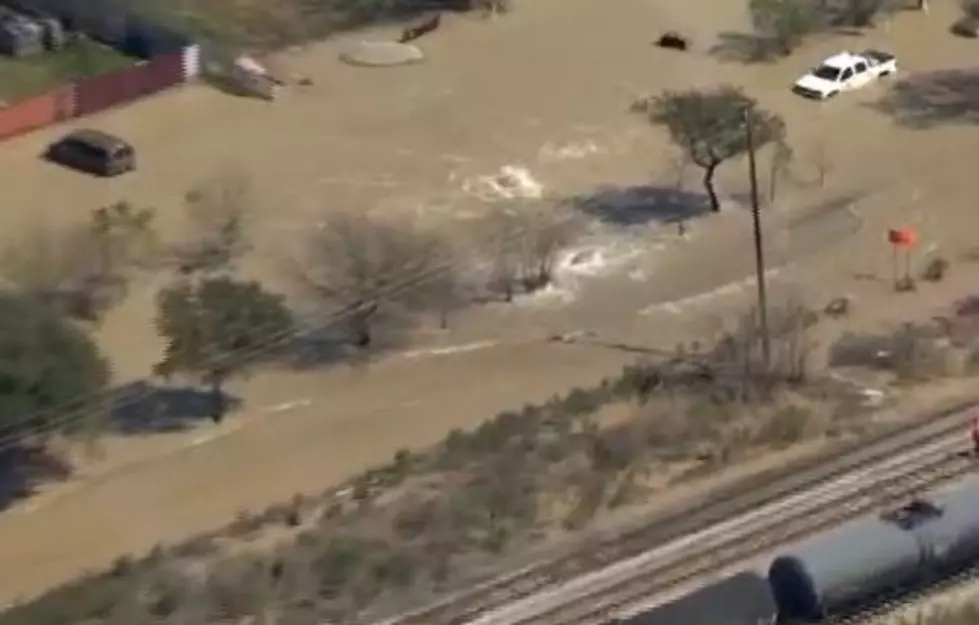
[737,0,903,62]
[478,199,581,301]
[297,212,456,348]
[0,222,87,299]
[828,0,903,27]
[1,202,159,320]
[428,265,464,330]
[810,139,831,188]
[748,0,826,58]
[89,201,160,277]
[474,0,512,17]
[708,296,817,400]
[768,140,795,204]
[666,152,692,190]
[482,205,521,303]
[173,172,253,276]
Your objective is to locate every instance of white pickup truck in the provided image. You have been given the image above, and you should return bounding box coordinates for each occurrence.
[792,50,897,100]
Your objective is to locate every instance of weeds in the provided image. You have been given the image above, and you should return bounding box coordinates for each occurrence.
[922,256,950,282]
[896,599,979,625]
[831,319,972,381]
[6,296,956,625]
[757,404,812,447]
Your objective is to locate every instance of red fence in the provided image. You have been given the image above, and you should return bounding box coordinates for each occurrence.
[73,51,185,118]
[0,86,76,141]
[0,47,190,143]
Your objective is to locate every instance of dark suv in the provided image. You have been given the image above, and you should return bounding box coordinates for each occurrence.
[45,129,136,177]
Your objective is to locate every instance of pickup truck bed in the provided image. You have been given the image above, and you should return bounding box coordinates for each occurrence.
[862,49,895,65]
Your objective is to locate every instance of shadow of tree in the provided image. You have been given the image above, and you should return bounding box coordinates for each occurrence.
[0,382,250,511]
[567,184,714,227]
[871,69,979,128]
[0,445,70,512]
[283,318,413,370]
[110,382,243,435]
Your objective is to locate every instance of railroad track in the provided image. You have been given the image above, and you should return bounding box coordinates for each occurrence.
[381,402,979,625]
[509,450,979,625]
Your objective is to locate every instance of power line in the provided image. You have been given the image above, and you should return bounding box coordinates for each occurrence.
[0,201,582,452]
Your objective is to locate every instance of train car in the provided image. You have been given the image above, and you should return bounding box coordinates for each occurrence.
[768,513,924,620]
[769,474,979,622]
[913,474,979,575]
[620,572,776,625]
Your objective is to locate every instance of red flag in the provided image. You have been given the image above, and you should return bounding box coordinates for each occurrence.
[888,228,918,248]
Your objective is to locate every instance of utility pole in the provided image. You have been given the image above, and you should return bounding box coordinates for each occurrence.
[744,108,771,370]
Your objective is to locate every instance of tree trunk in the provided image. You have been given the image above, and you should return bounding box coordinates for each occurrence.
[209,375,225,424]
[350,302,378,348]
[702,162,721,212]
[351,314,371,348]
[439,306,449,330]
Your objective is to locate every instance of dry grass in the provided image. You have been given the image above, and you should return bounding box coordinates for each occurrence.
[0,297,939,625]
[894,600,979,625]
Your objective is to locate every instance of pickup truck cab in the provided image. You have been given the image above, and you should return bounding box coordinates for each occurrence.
[792,50,897,100]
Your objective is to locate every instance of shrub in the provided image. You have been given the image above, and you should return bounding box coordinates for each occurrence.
[561,386,605,415]
[830,0,899,27]
[352,479,373,504]
[748,0,826,57]
[888,324,953,381]
[830,331,894,368]
[923,256,950,282]
[611,364,660,401]
[588,422,646,473]
[285,494,306,527]
[757,404,812,446]
[228,509,264,538]
[563,473,608,530]
[607,467,642,509]
[482,524,511,554]
[170,534,219,558]
[393,496,438,539]
[831,324,958,380]
[309,536,379,599]
[373,548,419,587]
